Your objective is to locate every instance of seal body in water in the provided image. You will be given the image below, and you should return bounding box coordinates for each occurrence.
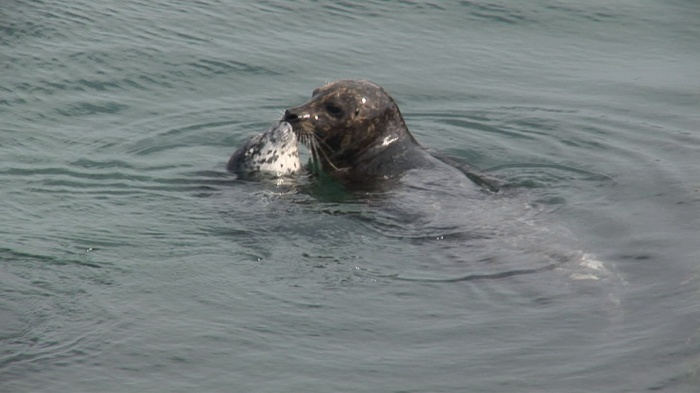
[282,79,498,190]
[227,121,301,178]
[280,80,617,308]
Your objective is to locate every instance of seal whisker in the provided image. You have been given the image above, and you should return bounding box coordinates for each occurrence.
[309,132,341,171]
[309,138,323,173]
[297,130,340,172]
[308,136,328,172]
[299,133,314,159]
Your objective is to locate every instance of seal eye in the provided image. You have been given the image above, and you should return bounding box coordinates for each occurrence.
[325,103,343,117]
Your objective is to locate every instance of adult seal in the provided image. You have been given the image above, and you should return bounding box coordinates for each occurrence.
[282,79,497,190]
[227,121,301,178]
[283,79,431,183]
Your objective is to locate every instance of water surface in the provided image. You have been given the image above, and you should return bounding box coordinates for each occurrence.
[2,1,700,392]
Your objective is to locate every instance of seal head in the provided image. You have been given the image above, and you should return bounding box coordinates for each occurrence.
[227,121,301,178]
[283,79,430,181]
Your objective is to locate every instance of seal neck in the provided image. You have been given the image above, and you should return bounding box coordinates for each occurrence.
[348,128,429,180]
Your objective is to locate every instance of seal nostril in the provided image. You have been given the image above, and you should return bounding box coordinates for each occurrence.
[284,110,298,122]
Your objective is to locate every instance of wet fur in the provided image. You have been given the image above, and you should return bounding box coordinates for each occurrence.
[227,121,301,178]
[283,79,431,182]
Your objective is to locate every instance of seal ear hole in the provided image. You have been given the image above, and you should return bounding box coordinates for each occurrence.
[325,103,343,117]
[354,109,360,116]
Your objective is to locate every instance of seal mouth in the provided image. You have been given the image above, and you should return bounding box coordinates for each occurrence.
[283,107,336,172]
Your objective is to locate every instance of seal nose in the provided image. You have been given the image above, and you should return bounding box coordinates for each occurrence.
[283,109,299,122]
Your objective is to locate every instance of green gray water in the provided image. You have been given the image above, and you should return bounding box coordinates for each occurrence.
[2,1,700,392]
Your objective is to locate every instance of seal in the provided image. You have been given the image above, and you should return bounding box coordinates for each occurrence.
[226,121,301,178]
[283,79,432,182]
[283,79,500,191]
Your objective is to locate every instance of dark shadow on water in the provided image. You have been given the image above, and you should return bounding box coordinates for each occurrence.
[483,162,617,186]
[434,152,616,192]
[365,260,564,283]
[0,247,103,269]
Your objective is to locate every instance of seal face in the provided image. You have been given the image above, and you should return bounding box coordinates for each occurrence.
[227,121,301,178]
[283,79,429,181]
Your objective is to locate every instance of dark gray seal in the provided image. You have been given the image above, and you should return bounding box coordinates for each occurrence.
[283,79,429,182]
[226,121,301,178]
[282,79,498,190]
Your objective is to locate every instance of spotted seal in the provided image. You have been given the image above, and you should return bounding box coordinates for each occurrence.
[226,121,301,178]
